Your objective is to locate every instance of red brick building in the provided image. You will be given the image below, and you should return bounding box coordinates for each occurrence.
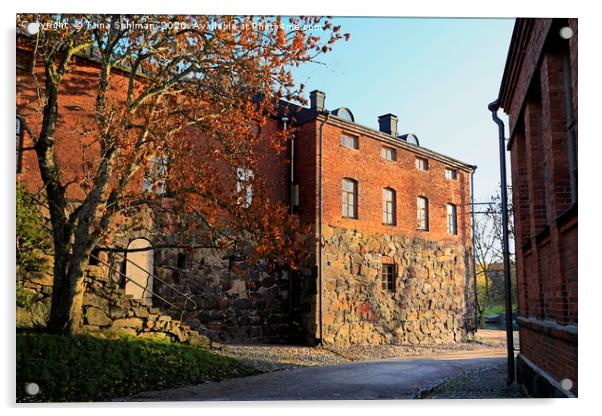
[497,18,578,397]
[17,36,475,345]
[287,91,475,344]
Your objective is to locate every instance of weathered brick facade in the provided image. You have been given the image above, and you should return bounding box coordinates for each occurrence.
[499,18,578,397]
[17,35,475,346]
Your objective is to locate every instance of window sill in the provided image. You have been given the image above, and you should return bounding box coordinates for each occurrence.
[382,223,397,227]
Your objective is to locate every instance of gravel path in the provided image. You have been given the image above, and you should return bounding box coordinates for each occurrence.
[216,344,349,372]
[214,330,514,373]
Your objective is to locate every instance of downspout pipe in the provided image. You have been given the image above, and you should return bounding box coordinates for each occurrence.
[318,111,330,345]
[470,165,478,331]
[488,100,515,386]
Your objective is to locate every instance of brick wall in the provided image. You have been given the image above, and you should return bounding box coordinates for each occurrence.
[294,119,473,244]
[293,113,475,343]
[501,18,578,397]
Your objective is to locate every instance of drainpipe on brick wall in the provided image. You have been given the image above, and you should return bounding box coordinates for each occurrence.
[470,166,478,331]
[488,100,515,386]
[318,111,330,345]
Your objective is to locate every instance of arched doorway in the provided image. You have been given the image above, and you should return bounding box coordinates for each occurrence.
[125,238,154,305]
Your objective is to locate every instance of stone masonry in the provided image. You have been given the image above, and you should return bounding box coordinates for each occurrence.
[152,247,294,343]
[17,265,211,347]
[321,226,473,346]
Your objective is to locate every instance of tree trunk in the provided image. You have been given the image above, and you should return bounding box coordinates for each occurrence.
[47,246,89,335]
[47,254,70,334]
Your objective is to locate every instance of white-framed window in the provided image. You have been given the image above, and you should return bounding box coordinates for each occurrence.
[236,167,254,208]
[381,146,396,161]
[417,196,429,230]
[341,133,358,149]
[383,188,396,225]
[416,157,429,171]
[447,203,457,235]
[143,155,168,195]
[342,178,358,218]
[445,167,457,180]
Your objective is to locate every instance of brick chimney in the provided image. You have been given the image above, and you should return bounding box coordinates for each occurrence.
[378,113,398,137]
[310,90,326,112]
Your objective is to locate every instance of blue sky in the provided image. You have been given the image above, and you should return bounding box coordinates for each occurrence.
[291,17,515,201]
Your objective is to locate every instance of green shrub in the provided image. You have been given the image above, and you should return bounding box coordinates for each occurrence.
[16,284,38,308]
[16,331,256,402]
[16,183,51,279]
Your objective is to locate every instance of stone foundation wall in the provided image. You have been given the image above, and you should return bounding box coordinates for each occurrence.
[152,248,296,343]
[17,266,211,347]
[321,226,474,346]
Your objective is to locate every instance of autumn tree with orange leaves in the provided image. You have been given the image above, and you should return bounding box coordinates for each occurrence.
[16,14,348,335]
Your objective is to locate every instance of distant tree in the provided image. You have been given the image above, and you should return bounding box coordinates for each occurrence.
[473,186,516,328]
[16,14,348,335]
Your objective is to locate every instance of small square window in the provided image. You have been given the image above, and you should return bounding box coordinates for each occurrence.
[416,157,429,171]
[381,264,395,292]
[381,146,397,161]
[445,168,457,180]
[341,133,358,149]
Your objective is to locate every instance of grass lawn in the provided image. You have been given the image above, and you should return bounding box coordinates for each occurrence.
[16,329,257,402]
[483,304,518,316]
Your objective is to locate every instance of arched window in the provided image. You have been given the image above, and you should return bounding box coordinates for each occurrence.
[383,188,396,225]
[342,178,358,219]
[417,196,429,230]
[125,238,154,305]
[447,203,457,235]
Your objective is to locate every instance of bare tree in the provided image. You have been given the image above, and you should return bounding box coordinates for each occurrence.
[473,186,515,328]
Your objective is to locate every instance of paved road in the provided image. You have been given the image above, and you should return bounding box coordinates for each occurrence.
[123,349,507,401]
